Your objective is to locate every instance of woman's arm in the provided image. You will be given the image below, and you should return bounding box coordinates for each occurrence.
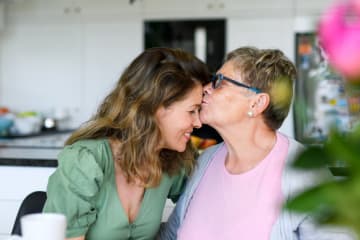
[43,144,103,239]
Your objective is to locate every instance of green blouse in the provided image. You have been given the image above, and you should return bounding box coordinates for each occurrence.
[43,139,185,240]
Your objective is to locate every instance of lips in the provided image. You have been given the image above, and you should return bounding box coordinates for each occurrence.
[201,98,209,105]
[184,132,191,141]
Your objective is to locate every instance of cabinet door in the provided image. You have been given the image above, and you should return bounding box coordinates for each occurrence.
[142,0,203,13]
[0,166,56,235]
[79,0,142,16]
[295,0,334,16]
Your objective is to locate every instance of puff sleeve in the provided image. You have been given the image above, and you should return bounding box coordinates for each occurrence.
[43,144,104,238]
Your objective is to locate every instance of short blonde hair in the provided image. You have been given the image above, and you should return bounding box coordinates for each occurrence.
[225,47,296,130]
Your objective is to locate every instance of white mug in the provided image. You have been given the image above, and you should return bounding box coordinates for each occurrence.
[20,213,67,240]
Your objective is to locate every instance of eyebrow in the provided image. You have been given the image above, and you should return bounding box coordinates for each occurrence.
[191,104,201,108]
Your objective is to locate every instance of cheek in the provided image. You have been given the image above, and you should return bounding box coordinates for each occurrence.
[200,111,208,123]
[157,117,173,140]
[175,115,191,129]
[162,115,185,136]
[162,119,176,137]
[223,92,235,104]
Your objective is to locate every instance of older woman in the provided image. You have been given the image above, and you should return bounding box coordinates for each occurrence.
[159,47,354,240]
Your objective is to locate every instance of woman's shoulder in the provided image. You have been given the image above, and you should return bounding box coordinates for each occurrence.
[58,138,112,171]
[69,138,109,150]
[62,138,110,157]
[196,142,224,168]
[199,142,224,158]
[48,139,110,200]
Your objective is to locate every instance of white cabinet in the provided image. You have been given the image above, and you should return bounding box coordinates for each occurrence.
[141,0,294,19]
[6,0,142,21]
[142,0,331,19]
[142,0,203,14]
[225,0,292,16]
[141,0,232,18]
[294,0,334,16]
[0,166,56,237]
[79,0,142,17]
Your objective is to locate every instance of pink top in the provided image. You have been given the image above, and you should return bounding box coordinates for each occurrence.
[177,132,289,240]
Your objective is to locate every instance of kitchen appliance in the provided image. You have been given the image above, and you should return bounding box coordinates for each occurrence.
[144,19,225,73]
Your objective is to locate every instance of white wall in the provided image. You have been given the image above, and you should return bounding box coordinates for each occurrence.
[227,17,296,136]
[0,0,143,127]
[0,0,332,135]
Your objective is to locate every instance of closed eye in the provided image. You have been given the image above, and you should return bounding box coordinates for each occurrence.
[189,107,201,115]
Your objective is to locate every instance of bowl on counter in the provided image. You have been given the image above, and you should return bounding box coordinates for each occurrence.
[11,115,42,135]
[0,117,14,136]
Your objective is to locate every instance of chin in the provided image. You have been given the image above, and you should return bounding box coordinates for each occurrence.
[175,147,187,153]
[163,142,187,152]
[173,144,187,153]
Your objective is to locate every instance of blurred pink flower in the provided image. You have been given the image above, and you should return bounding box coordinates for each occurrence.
[318,0,360,81]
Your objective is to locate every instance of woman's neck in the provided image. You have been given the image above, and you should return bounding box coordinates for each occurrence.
[217,122,277,174]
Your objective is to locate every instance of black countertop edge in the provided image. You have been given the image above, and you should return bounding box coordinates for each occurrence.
[0,129,74,139]
[0,158,58,167]
[0,146,62,149]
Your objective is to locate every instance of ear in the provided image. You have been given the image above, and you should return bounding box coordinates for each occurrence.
[155,105,167,120]
[249,93,270,116]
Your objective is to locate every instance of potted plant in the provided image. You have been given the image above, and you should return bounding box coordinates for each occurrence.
[286,0,360,237]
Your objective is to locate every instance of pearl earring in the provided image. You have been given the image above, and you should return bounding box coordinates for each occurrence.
[247,111,254,117]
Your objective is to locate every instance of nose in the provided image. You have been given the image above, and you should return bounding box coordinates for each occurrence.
[193,113,202,129]
[203,82,212,96]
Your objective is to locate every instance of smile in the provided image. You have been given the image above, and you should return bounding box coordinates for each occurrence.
[184,132,191,141]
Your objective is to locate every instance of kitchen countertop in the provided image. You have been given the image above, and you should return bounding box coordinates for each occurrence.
[0,132,349,176]
[0,132,70,167]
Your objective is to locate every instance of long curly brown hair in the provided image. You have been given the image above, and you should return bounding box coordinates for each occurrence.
[66,47,210,187]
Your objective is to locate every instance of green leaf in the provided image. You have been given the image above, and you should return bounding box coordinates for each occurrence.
[350,125,360,140]
[286,182,334,212]
[292,146,329,169]
[286,179,354,207]
[325,130,360,173]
